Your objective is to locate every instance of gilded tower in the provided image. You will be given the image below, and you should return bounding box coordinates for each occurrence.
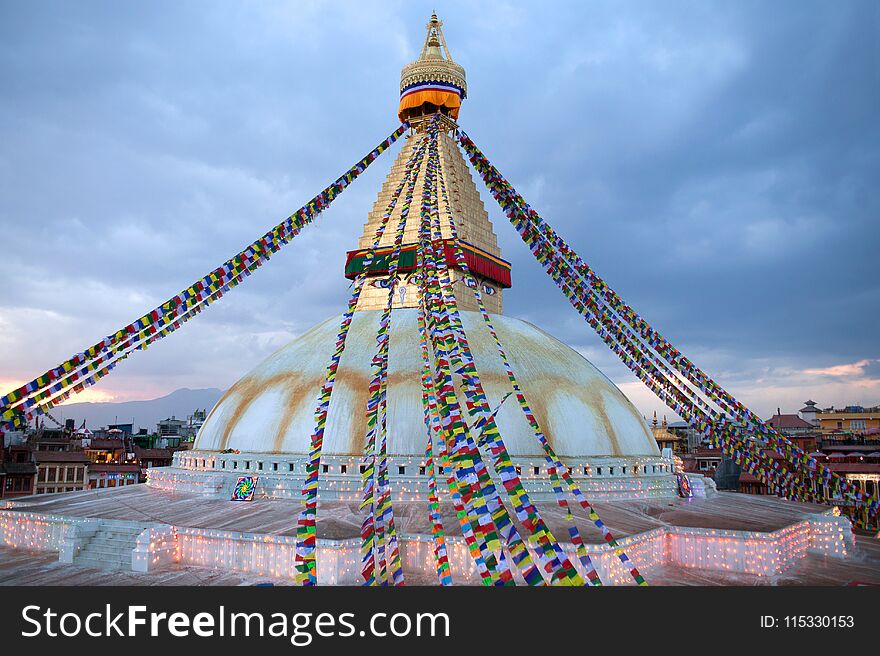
[344,13,510,314]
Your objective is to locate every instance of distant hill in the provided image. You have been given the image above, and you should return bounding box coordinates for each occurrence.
[53,388,224,432]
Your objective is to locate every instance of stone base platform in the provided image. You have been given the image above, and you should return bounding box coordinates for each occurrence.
[1,482,874,585]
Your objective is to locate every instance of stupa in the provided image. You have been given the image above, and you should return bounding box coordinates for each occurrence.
[153,13,675,505]
[1,14,872,587]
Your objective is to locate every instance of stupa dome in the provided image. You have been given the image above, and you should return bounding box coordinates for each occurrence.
[194,309,658,458]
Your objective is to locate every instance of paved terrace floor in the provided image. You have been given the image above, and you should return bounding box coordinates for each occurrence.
[0,538,878,586]
[2,486,879,585]
[2,484,840,543]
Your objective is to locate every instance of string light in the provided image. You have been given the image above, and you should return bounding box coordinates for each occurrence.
[1,504,850,583]
[152,451,684,503]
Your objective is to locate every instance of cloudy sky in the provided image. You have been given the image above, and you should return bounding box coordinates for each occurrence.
[1,0,877,422]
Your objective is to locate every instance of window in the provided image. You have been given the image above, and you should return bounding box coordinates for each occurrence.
[288,463,295,472]
[533,466,540,476]
[258,462,263,470]
[66,468,75,482]
[273,462,278,471]
[583,467,590,475]
[245,461,251,470]
[398,466,406,475]
[419,466,426,476]
[221,461,226,469]
[322,464,329,474]
[76,468,82,482]
[515,466,522,475]
[622,466,627,474]
[597,467,603,475]
[850,420,867,431]
[360,465,368,474]
[340,465,348,474]
[609,467,615,475]
[232,461,238,469]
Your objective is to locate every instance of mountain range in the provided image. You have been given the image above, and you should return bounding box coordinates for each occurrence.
[51,388,224,432]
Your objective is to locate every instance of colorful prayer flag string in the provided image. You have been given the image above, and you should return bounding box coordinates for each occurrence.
[456,128,877,521]
[1,125,408,431]
[293,127,424,585]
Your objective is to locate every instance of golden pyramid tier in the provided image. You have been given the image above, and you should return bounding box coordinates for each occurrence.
[350,127,506,313]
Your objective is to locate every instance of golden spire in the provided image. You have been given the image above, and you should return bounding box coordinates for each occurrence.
[347,17,508,314]
[399,13,467,123]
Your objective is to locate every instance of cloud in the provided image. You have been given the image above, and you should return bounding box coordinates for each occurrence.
[803,359,879,378]
[0,1,877,423]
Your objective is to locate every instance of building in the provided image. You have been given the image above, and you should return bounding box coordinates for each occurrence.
[31,428,74,452]
[81,437,126,464]
[157,416,186,438]
[650,413,684,453]
[681,447,723,477]
[737,450,788,495]
[765,409,815,436]
[88,463,140,489]
[107,423,134,435]
[1,443,37,499]
[815,404,880,435]
[181,409,207,440]
[667,420,701,452]
[79,437,140,489]
[134,446,175,483]
[799,400,819,426]
[33,451,89,495]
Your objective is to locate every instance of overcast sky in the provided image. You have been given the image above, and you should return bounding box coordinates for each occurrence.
[1,0,877,422]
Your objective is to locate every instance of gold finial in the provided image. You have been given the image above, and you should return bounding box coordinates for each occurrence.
[398,12,467,122]
[419,11,454,62]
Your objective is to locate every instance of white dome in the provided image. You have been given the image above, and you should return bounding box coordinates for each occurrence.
[194,309,659,458]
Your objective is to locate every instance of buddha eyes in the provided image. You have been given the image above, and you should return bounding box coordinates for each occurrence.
[462,276,496,295]
[371,277,395,289]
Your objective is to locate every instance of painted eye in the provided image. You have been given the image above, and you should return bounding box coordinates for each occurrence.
[464,277,478,289]
[371,277,394,289]
[482,284,496,295]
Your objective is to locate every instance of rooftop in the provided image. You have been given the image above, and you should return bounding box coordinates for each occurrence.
[766,414,814,430]
[33,451,89,464]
